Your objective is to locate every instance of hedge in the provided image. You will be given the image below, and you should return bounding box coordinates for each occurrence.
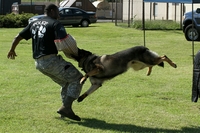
[0,13,36,28]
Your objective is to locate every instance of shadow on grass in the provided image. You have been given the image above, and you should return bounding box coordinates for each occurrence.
[64,25,98,28]
[67,118,200,133]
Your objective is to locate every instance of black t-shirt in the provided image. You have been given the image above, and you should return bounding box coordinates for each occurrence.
[19,16,67,59]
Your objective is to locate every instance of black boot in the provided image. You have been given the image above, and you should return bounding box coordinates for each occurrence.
[57,96,81,121]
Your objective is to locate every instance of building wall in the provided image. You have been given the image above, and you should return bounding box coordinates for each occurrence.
[122,0,200,21]
[71,0,96,12]
[184,3,200,12]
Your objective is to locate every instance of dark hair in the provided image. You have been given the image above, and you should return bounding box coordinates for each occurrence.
[45,4,58,14]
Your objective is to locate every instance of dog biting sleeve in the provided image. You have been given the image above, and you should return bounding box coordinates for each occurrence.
[54,34,78,58]
[192,50,200,102]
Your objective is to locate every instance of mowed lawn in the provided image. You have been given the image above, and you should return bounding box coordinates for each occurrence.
[0,22,200,133]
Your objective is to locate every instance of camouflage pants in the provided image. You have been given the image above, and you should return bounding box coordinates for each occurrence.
[35,54,83,104]
[192,51,200,102]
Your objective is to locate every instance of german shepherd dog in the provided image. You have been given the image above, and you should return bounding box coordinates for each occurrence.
[71,46,177,102]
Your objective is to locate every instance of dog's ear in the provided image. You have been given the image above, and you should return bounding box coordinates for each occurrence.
[79,49,92,56]
[95,64,104,72]
[70,54,79,61]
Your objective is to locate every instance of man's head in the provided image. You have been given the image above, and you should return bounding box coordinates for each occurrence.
[45,4,59,20]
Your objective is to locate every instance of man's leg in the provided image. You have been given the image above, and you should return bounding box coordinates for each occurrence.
[192,51,200,102]
[35,55,83,121]
[58,80,82,121]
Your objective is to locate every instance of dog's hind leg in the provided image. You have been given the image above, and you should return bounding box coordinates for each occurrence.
[147,67,153,76]
[147,55,176,76]
[160,55,177,68]
[77,84,102,102]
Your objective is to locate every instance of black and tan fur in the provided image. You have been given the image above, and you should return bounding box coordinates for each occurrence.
[72,46,177,102]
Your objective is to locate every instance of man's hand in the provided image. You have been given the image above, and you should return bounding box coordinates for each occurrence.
[7,34,23,60]
[7,51,17,59]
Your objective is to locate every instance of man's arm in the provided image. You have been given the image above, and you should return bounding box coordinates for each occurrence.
[7,34,24,59]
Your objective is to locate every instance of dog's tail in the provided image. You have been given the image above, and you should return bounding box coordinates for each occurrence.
[158,62,164,67]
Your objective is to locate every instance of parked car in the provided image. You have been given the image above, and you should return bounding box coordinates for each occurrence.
[28,7,97,27]
[183,8,200,41]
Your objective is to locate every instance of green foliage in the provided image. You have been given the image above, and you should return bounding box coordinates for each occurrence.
[0,13,35,28]
[1,23,200,132]
[0,15,4,27]
[130,20,181,30]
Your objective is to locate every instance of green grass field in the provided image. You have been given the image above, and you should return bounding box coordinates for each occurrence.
[1,22,200,133]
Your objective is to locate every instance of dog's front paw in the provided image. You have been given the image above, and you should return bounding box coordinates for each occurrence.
[146,73,151,76]
[80,76,88,84]
[77,97,84,102]
[77,94,88,102]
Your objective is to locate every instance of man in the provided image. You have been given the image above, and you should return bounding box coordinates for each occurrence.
[7,4,83,121]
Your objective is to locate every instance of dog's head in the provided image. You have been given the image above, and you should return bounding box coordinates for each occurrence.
[71,48,92,62]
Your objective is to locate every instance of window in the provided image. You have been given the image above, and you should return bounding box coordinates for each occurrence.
[73,9,83,15]
[153,2,158,17]
[65,9,72,15]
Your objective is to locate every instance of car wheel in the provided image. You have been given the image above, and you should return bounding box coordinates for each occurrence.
[81,20,89,27]
[184,24,200,41]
